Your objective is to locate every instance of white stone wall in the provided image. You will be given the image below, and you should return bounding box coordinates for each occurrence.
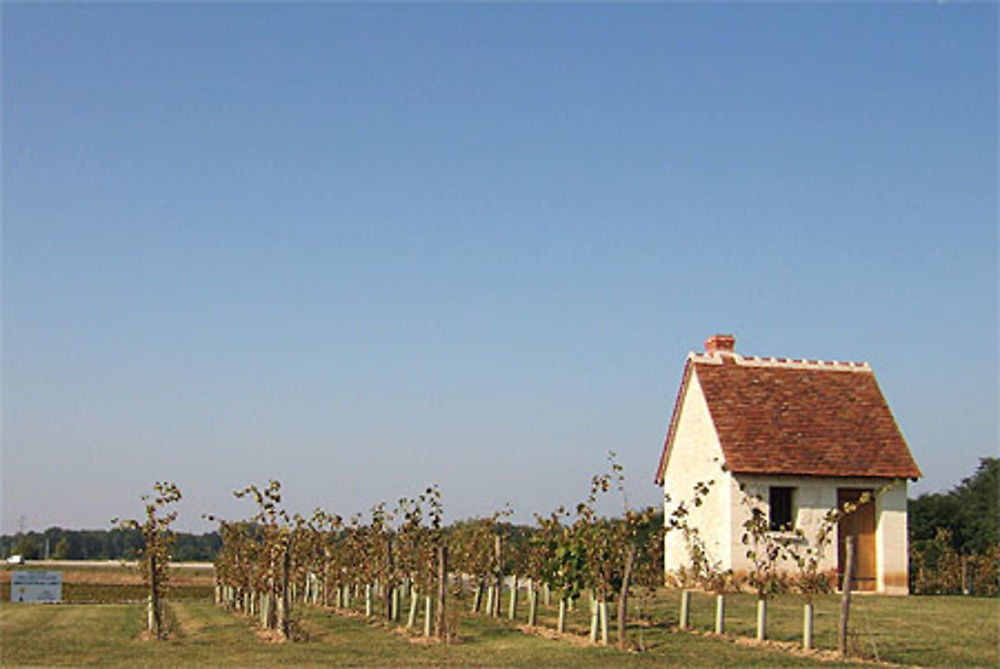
[662,373,732,575]
[730,475,910,594]
[876,479,910,594]
[730,476,840,574]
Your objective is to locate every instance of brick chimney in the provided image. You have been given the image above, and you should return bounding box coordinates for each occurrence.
[705,334,736,355]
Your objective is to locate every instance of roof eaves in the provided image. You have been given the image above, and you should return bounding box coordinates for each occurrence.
[728,467,919,480]
[654,358,695,486]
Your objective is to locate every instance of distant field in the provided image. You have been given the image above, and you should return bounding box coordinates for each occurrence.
[6,560,214,570]
[0,562,213,603]
[0,563,996,666]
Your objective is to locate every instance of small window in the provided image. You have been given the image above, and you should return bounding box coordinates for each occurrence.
[769,486,794,531]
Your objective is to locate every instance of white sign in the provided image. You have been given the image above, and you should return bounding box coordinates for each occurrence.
[11,571,62,603]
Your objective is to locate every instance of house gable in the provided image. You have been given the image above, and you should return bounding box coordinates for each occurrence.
[659,369,732,572]
[654,359,694,486]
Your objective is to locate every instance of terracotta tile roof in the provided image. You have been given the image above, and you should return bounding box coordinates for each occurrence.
[655,351,922,483]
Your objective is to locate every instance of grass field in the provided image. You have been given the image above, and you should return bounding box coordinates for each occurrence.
[0,600,838,666]
[0,562,214,603]
[1,564,997,666]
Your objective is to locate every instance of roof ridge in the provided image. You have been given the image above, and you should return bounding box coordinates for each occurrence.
[688,351,871,372]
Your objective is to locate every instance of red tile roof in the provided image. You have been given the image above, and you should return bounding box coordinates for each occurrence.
[655,352,922,483]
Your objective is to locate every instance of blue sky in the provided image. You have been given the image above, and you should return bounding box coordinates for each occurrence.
[2,3,996,533]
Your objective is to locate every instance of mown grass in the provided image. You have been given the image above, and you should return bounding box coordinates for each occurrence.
[0,603,144,665]
[632,589,999,666]
[0,600,822,666]
[1,589,996,666]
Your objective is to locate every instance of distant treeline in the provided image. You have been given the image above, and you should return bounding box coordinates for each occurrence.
[909,457,999,555]
[1,528,221,562]
[908,457,1000,595]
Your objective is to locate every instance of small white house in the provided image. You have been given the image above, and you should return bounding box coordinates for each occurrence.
[654,335,921,594]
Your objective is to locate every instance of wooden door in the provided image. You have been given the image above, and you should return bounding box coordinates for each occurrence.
[837,488,876,592]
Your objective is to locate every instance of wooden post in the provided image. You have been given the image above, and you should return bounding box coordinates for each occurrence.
[803,602,814,651]
[599,600,608,645]
[494,534,503,617]
[679,589,691,630]
[279,543,291,639]
[407,586,418,628]
[508,575,518,620]
[962,555,969,595]
[435,544,447,639]
[472,583,482,613]
[148,552,161,638]
[323,555,330,606]
[617,543,637,650]
[839,535,856,657]
[589,597,599,642]
[386,537,395,620]
[528,584,538,627]
[715,594,725,635]
[276,587,286,634]
[755,599,767,641]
